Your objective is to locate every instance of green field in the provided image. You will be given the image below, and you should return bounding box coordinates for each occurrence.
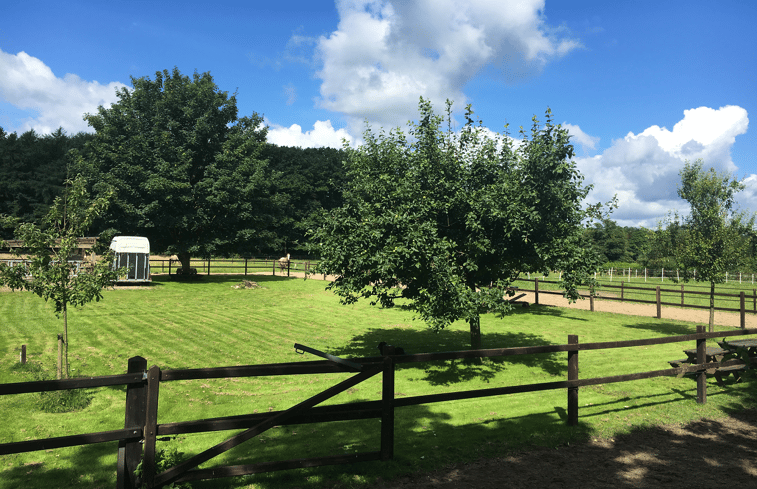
[1,275,755,488]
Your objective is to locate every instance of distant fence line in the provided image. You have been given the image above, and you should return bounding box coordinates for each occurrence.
[518,277,756,327]
[597,268,757,284]
[1,328,755,487]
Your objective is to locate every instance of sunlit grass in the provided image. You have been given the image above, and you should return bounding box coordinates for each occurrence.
[1,275,755,488]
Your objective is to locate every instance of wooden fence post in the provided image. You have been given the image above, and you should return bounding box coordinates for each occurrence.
[656,286,662,319]
[117,356,148,489]
[20,345,26,364]
[381,356,395,461]
[590,293,594,312]
[740,291,746,329]
[753,289,756,314]
[681,285,685,307]
[696,326,706,404]
[57,334,63,380]
[142,365,161,488]
[244,258,248,276]
[534,277,539,305]
[272,260,276,276]
[621,281,624,301]
[567,335,579,426]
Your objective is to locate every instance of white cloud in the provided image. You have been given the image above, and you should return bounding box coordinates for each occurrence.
[314,0,581,132]
[574,105,749,227]
[266,119,354,148]
[563,123,599,154]
[0,49,126,134]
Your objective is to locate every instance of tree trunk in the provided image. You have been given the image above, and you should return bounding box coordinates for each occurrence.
[469,315,482,350]
[709,281,715,332]
[63,303,69,379]
[468,315,483,364]
[178,252,192,273]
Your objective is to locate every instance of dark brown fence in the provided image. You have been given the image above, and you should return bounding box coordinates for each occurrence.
[1,328,756,488]
[524,278,756,327]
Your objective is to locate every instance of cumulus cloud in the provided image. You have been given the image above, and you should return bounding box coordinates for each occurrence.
[574,105,749,227]
[563,123,599,154]
[266,119,354,148]
[314,0,581,132]
[0,49,126,134]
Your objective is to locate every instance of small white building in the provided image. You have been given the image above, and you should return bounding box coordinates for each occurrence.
[110,236,151,282]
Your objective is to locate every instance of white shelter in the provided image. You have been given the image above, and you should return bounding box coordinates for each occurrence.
[110,236,151,282]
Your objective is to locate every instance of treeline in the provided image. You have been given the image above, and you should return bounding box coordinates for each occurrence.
[586,217,757,273]
[3,126,756,271]
[0,126,348,253]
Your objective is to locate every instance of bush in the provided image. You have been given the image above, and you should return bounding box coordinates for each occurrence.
[12,362,93,413]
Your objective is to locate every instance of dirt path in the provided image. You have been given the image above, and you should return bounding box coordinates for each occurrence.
[519,291,757,329]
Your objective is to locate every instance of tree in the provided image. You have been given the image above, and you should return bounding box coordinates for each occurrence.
[0,127,93,237]
[0,175,123,378]
[262,144,348,254]
[74,68,280,272]
[660,160,753,331]
[309,99,603,349]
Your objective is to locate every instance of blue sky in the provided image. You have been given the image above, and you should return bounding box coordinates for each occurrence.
[1,0,755,227]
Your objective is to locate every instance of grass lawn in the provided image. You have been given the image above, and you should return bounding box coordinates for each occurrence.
[1,274,755,488]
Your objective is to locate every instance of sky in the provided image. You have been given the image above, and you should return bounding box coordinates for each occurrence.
[1,0,755,228]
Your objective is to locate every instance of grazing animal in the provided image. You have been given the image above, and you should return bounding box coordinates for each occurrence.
[378,341,405,356]
[278,253,290,271]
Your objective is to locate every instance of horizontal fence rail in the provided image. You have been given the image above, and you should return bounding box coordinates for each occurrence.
[1,328,755,488]
[520,277,756,326]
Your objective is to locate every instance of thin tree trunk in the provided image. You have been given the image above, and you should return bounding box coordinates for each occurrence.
[709,281,715,332]
[469,315,482,351]
[63,303,69,379]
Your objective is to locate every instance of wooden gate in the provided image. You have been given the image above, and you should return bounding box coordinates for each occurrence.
[118,348,396,488]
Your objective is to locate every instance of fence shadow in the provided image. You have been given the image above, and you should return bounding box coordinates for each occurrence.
[330,327,566,386]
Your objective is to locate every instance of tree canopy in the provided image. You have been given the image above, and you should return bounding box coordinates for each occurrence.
[0,127,93,237]
[74,68,280,271]
[309,99,603,349]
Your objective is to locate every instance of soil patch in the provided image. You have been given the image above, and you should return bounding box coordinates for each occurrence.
[369,409,757,488]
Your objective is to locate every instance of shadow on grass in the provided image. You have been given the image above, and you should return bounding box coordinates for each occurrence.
[1,441,117,488]
[328,326,566,386]
[623,320,702,336]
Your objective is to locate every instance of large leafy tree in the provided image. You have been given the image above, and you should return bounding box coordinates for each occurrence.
[74,68,280,271]
[0,175,122,378]
[659,160,753,331]
[309,99,603,349]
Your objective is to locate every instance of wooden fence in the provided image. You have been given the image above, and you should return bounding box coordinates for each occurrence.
[1,327,755,488]
[523,278,757,327]
[148,257,313,278]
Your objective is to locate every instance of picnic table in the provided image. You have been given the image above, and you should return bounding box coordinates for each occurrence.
[669,344,750,386]
[717,338,757,355]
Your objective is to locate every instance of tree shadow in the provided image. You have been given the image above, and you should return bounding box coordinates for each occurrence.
[328,327,566,386]
[1,440,117,488]
[623,320,703,336]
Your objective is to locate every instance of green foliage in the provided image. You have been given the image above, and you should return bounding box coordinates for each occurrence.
[0,174,123,378]
[658,160,755,330]
[309,99,604,348]
[73,67,281,271]
[261,144,348,254]
[0,127,93,238]
[135,446,192,489]
[11,362,92,413]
